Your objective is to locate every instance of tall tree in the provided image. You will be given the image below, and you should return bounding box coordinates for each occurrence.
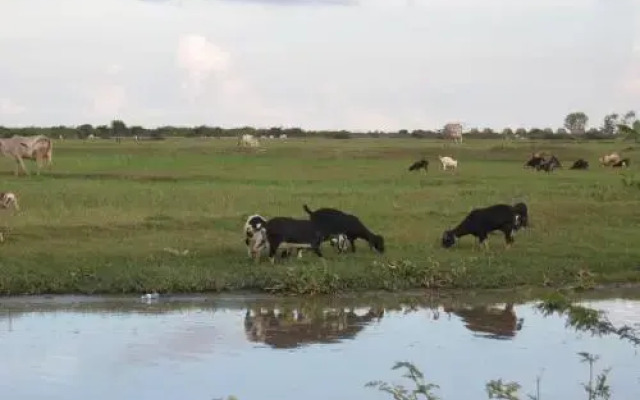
[617,120,640,142]
[564,112,589,134]
[602,113,619,135]
[622,110,637,126]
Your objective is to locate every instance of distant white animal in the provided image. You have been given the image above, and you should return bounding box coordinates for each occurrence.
[238,134,260,148]
[0,191,19,243]
[438,155,458,171]
[279,134,288,140]
[0,135,53,175]
[443,123,463,143]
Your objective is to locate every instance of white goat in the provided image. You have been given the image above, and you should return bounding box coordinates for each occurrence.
[0,191,20,243]
[237,134,260,148]
[438,155,458,171]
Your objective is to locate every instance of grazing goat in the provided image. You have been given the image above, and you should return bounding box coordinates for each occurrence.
[408,158,429,173]
[612,158,630,168]
[263,217,325,263]
[536,155,561,172]
[524,155,545,169]
[243,214,302,261]
[0,192,19,211]
[512,202,529,230]
[569,159,589,170]
[303,204,385,254]
[0,135,53,175]
[442,204,520,249]
[599,152,621,167]
[438,156,458,171]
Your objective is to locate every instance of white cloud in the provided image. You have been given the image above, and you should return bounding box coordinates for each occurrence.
[176,34,231,99]
[0,98,26,115]
[90,84,127,117]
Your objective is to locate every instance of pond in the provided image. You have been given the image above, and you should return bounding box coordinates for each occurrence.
[1,289,639,400]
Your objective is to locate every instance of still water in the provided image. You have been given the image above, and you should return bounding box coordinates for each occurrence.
[1,290,639,400]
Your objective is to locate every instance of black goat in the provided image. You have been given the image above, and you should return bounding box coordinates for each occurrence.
[569,159,589,170]
[612,158,630,168]
[524,156,545,169]
[408,158,429,173]
[263,217,325,263]
[303,204,385,254]
[442,204,519,249]
[512,202,529,230]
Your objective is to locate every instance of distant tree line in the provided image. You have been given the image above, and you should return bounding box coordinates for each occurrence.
[0,110,636,141]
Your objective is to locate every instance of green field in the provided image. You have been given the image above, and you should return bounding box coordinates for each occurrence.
[0,137,638,295]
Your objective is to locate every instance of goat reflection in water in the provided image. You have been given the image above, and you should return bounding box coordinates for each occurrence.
[244,306,384,349]
[443,303,524,340]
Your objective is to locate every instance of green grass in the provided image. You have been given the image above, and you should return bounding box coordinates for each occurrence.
[0,137,639,295]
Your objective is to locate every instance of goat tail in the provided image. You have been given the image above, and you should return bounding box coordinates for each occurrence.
[303,204,313,215]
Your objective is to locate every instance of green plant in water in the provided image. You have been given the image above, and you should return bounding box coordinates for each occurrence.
[579,352,611,400]
[366,361,441,400]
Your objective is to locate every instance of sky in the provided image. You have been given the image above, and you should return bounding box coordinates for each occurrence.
[0,0,638,131]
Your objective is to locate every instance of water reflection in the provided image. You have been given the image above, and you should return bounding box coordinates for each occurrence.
[444,303,524,340]
[0,290,639,400]
[244,306,384,349]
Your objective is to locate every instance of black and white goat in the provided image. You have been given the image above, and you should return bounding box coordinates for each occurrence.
[536,155,561,172]
[303,204,385,254]
[512,202,529,230]
[244,214,302,261]
[442,203,523,249]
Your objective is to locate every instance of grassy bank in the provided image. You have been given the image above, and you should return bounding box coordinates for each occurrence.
[0,137,639,295]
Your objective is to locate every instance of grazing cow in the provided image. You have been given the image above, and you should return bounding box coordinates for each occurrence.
[438,155,458,171]
[443,123,463,143]
[569,159,589,170]
[536,155,561,172]
[243,214,302,261]
[237,134,260,148]
[612,158,630,168]
[0,135,53,175]
[263,217,326,264]
[441,204,520,249]
[303,204,385,254]
[408,158,429,173]
[599,152,621,167]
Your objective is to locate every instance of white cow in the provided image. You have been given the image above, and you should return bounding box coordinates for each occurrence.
[279,134,288,140]
[438,155,458,171]
[237,134,260,148]
[0,135,53,175]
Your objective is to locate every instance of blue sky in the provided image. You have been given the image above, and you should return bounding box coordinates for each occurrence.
[0,0,638,131]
